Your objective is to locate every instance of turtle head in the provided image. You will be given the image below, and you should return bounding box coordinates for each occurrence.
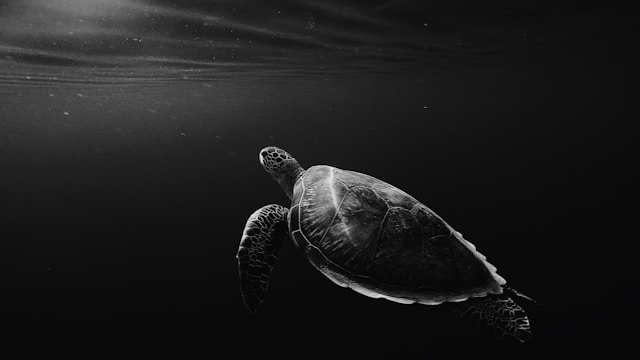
[259,146,304,200]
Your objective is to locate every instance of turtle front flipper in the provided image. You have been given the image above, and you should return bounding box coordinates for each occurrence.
[447,291,532,343]
[237,204,289,313]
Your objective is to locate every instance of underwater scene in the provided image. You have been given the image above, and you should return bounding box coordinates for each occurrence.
[0,0,636,357]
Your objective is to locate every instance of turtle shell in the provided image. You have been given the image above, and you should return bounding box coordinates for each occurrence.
[288,165,506,304]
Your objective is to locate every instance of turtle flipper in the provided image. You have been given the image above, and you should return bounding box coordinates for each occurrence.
[448,291,532,343]
[237,204,289,313]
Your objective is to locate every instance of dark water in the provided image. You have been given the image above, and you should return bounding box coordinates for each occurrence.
[1,0,637,357]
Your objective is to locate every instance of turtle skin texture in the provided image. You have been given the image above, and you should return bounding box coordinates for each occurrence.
[288,165,502,304]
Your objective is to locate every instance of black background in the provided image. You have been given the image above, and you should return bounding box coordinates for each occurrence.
[1,1,637,358]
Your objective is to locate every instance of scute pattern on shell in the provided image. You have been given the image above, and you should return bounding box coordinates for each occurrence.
[289,165,504,304]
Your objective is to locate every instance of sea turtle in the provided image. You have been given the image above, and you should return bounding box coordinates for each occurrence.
[237,146,533,342]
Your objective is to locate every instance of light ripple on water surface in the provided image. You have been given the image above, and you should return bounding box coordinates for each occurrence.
[0,0,606,83]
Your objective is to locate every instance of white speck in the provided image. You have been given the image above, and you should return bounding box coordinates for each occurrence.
[423,23,428,27]
[63,112,70,116]
[77,93,84,97]
[180,132,186,136]
[215,135,222,139]
[25,76,31,80]
[68,31,74,35]
[49,93,54,97]
[423,106,428,109]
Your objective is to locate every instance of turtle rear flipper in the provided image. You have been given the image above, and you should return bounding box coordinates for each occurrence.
[448,291,532,343]
[237,204,289,313]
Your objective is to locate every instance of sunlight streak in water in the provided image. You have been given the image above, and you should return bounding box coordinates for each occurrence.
[0,0,445,80]
[0,0,578,83]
